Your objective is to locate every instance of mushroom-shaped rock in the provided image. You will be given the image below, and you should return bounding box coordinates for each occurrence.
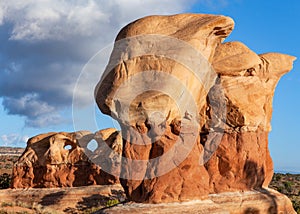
[95,14,234,203]
[94,13,296,206]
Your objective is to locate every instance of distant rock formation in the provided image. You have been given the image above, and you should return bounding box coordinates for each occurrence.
[94,13,296,207]
[12,128,122,188]
[0,147,24,156]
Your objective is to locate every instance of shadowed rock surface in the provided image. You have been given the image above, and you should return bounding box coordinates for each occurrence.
[12,129,122,188]
[94,12,296,208]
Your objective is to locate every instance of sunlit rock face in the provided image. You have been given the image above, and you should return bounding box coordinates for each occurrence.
[206,42,296,193]
[12,129,122,188]
[95,13,296,204]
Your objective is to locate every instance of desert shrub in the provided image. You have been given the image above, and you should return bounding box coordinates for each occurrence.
[0,173,11,189]
[1,202,13,207]
[276,186,284,193]
[82,207,102,214]
[105,199,119,207]
[292,199,300,213]
[273,173,283,181]
[284,181,293,193]
[0,210,7,214]
[4,164,11,169]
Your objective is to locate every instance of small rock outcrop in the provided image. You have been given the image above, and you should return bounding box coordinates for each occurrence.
[94,13,296,206]
[12,129,122,188]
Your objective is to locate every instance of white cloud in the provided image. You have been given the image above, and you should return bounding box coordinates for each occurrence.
[0,6,3,25]
[195,0,230,9]
[1,0,188,41]
[3,93,55,117]
[21,135,29,143]
[5,0,109,41]
[1,133,28,147]
[0,0,192,128]
[2,93,65,128]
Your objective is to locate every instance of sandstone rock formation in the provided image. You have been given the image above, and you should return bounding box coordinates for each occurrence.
[205,42,296,193]
[98,188,295,214]
[0,184,125,213]
[12,129,122,188]
[95,13,296,205]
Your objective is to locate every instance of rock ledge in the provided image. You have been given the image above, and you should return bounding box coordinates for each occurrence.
[98,188,295,214]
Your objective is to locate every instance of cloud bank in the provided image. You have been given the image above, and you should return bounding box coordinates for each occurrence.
[1,133,29,147]
[0,0,192,128]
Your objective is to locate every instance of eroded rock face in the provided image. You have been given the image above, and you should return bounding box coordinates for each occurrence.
[94,13,296,204]
[12,129,122,188]
[95,13,235,203]
[205,42,296,193]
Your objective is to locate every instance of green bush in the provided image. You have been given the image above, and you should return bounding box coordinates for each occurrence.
[283,181,293,193]
[1,202,13,207]
[292,199,300,213]
[0,173,11,189]
[105,199,119,207]
[276,186,283,193]
[273,173,283,181]
[0,209,8,214]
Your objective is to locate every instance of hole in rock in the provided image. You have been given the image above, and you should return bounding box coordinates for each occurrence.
[64,145,72,150]
[87,139,98,152]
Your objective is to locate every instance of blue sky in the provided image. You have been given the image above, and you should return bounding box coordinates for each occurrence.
[0,0,299,173]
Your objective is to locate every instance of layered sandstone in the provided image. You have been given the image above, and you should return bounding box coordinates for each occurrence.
[12,129,122,188]
[0,184,125,213]
[204,42,296,193]
[98,189,295,214]
[95,13,296,205]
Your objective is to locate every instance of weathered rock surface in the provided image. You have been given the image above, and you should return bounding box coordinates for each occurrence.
[95,13,235,203]
[98,189,296,214]
[12,129,122,188]
[0,184,125,214]
[205,42,296,193]
[94,13,296,205]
